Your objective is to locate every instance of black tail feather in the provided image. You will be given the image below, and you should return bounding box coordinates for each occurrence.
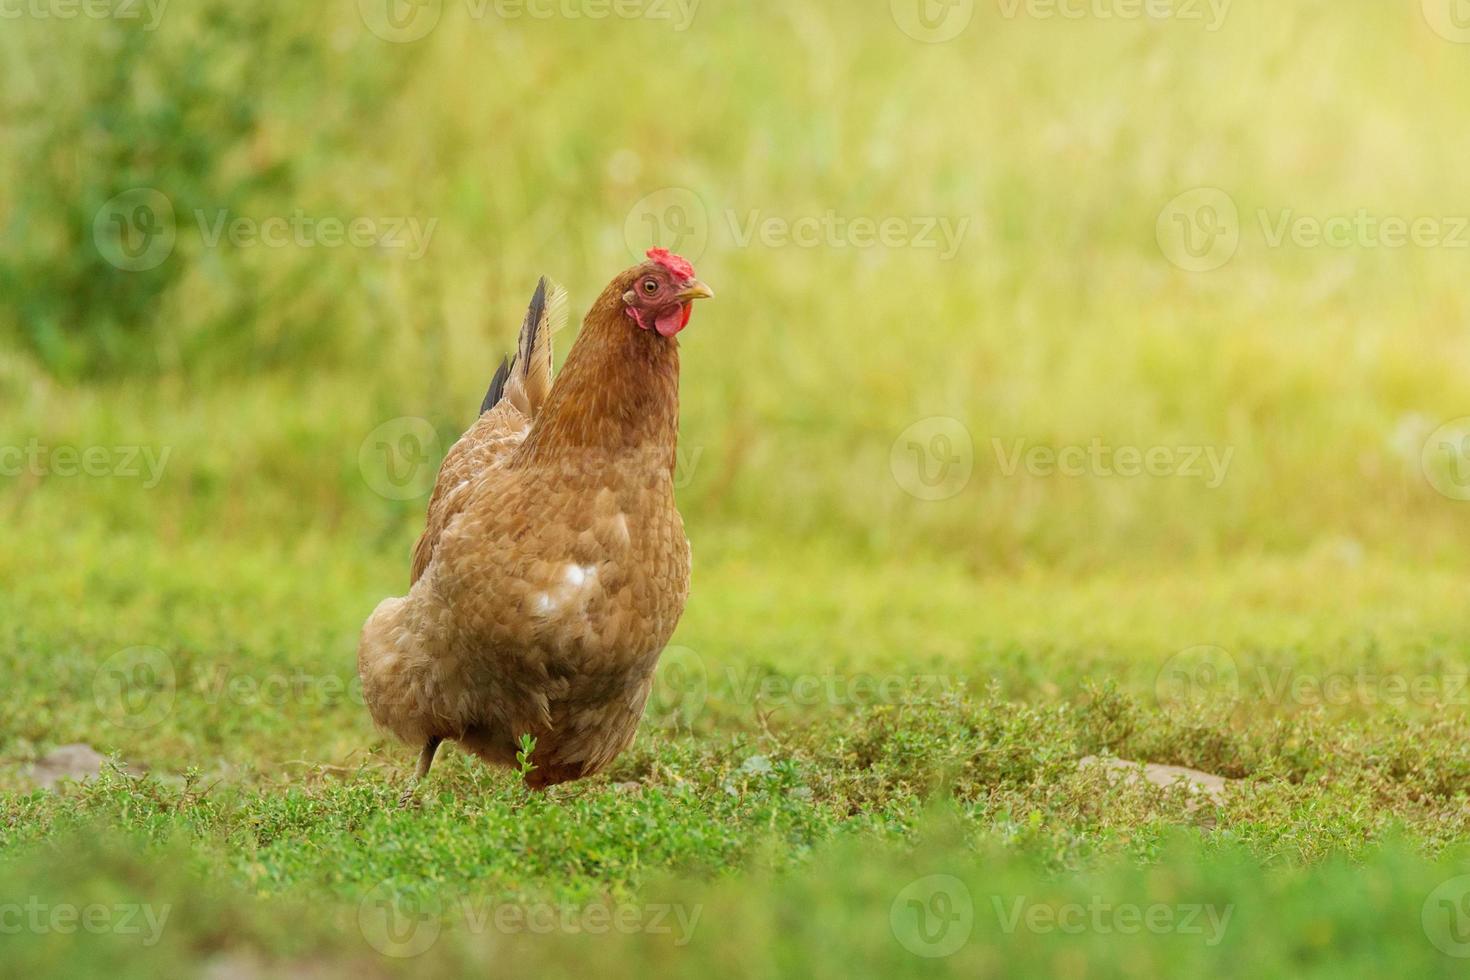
[481,356,513,415]
[478,277,549,417]
[518,277,548,371]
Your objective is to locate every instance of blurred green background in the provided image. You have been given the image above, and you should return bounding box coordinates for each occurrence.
[3,0,1467,572]
[4,1,1470,976]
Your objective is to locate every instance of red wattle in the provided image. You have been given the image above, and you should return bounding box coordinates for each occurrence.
[655,302,693,337]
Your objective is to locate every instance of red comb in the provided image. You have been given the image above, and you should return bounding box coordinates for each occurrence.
[646,247,696,280]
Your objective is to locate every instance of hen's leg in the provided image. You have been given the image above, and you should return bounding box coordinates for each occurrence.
[397,737,442,807]
[415,737,442,780]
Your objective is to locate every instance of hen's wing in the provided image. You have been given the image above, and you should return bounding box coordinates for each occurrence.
[410,277,568,584]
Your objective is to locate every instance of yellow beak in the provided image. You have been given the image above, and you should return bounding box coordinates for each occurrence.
[677,279,715,302]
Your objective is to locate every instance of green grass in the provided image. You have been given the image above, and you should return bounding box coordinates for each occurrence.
[5,0,1470,975]
[5,519,1470,975]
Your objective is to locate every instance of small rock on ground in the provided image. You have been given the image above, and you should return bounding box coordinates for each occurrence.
[26,744,109,790]
[1079,756,1230,802]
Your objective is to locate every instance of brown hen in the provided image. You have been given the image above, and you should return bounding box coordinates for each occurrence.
[358,250,713,791]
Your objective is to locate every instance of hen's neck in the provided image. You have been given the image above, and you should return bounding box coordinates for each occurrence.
[516,292,680,471]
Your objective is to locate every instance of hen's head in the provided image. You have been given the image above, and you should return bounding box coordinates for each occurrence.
[621,248,714,337]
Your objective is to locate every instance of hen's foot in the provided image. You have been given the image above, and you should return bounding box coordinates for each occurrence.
[396,737,442,808]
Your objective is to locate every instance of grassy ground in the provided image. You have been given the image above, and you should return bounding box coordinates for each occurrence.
[5,0,1470,976]
[4,514,1470,975]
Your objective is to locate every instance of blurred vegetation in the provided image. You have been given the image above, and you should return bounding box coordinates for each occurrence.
[3,0,1470,975]
[0,5,407,379]
[8,820,1470,979]
[0,0,1465,569]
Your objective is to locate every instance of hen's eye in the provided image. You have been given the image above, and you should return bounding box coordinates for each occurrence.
[641,279,659,294]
